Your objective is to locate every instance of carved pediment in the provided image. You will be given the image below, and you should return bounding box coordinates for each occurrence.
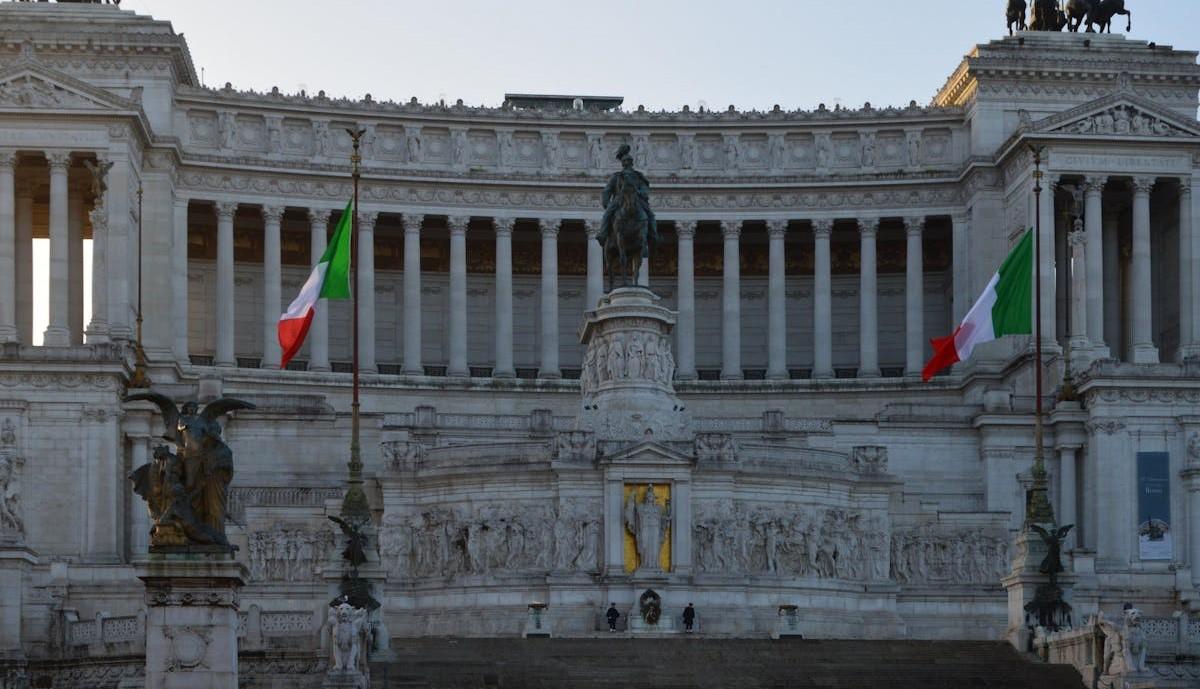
[600,440,695,467]
[1036,93,1200,140]
[0,65,138,112]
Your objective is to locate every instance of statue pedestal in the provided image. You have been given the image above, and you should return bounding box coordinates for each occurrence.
[522,603,552,638]
[629,615,677,634]
[135,551,246,689]
[1001,527,1075,652]
[577,287,692,442]
[321,670,368,689]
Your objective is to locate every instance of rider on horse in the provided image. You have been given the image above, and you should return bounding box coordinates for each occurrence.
[597,144,659,256]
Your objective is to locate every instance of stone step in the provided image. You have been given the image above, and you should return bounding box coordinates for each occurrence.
[370,639,1084,689]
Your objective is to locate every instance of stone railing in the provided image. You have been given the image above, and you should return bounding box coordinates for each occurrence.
[1036,614,1200,687]
[63,612,145,656]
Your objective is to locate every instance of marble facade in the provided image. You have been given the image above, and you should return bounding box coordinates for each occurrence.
[0,2,1199,686]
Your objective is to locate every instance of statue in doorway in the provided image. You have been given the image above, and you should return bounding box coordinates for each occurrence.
[624,484,671,571]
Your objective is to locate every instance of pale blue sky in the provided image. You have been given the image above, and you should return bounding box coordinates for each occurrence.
[119,0,1200,112]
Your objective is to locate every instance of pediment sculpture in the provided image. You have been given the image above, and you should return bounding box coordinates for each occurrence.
[1056,104,1193,137]
[0,75,99,110]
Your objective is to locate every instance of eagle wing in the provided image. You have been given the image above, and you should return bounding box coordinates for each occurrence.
[200,397,256,423]
[1029,524,1051,542]
[123,392,179,442]
[1056,524,1075,540]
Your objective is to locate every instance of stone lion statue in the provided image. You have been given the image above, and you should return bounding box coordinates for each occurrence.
[1121,607,1148,675]
[326,600,371,681]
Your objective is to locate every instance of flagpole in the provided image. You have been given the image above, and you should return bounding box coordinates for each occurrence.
[129,184,150,388]
[1027,144,1054,526]
[343,128,369,523]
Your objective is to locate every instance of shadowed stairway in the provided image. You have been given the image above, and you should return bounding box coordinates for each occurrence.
[369,638,1084,688]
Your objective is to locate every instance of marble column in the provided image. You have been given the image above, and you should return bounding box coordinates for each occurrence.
[171,198,189,363]
[1183,455,1200,589]
[539,217,561,379]
[813,219,834,379]
[260,205,283,369]
[904,216,925,377]
[951,212,969,324]
[1130,177,1158,364]
[86,184,109,345]
[584,219,603,311]
[1102,211,1121,358]
[214,201,237,368]
[1083,176,1107,356]
[493,217,515,378]
[1180,180,1197,358]
[1037,176,1058,350]
[1068,226,1089,371]
[0,151,15,342]
[1059,445,1079,552]
[858,217,880,378]
[15,182,32,344]
[675,219,697,381]
[68,185,84,345]
[307,208,331,372]
[720,219,742,380]
[766,219,788,380]
[447,215,470,378]
[401,212,422,375]
[358,211,378,374]
[43,152,71,346]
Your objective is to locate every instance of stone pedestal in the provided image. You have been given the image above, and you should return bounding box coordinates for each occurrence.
[522,603,552,638]
[772,605,804,639]
[135,551,246,689]
[321,670,368,689]
[1002,527,1075,652]
[577,287,692,441]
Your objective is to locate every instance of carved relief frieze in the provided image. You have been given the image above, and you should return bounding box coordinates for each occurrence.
[246,523,336,583]
[889,526,1009,586]
[1054,104,1194,137]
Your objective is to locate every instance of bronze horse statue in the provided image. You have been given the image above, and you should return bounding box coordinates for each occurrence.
[1028,0,1067,31]
[603,172,647,291]
[1007,0,1027,34]
[1065,0,1091,31]
[1086,0,1132,33]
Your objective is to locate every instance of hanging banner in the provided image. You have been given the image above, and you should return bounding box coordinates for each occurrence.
[1137,452,1172,560]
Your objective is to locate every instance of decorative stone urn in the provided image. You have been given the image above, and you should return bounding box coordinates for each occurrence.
[576,287,692,442]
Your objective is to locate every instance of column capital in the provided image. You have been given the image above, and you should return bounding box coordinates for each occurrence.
[493,217,515,237]
[307,207,332,224]
[46,152,71,171]
[402,213,423,234]
[447,215,470,235]
[539,217,561,237]
[858,217,881,237]
[214,201,238,221]
[950,211,969,226]
[1082,175,1108,194]
[1181,178,1193,196]
[1131,176,1156,195]
[720,220,741,239]
[0,150,15,169]
[766,219,788,238]
[812,219,833,238]
[260,205,285,224]
[675,219,697,239]
[358,211,378,231]
[584,218,601,239]
[904,216,925,236]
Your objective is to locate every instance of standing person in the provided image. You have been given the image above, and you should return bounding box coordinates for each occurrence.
[682,603,696,633]
[606,603,620,632]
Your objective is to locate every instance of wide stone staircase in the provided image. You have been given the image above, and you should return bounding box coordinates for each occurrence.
[370,638,1084,688]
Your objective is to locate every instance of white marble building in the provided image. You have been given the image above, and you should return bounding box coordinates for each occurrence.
[1,2,1200,685]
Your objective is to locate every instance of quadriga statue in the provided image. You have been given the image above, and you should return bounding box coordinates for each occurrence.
[125,392,255,548]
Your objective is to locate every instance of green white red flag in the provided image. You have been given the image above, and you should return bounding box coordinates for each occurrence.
[922,229,1033,381]
[278,200,352,368]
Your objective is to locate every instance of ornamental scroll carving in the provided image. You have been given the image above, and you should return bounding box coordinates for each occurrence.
[581,328,676,397]
[889,526,1009,585]
[379,499,601,579]
[693,501,890,581]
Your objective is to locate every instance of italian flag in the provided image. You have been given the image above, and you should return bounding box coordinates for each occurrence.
[278,200,353,368]
[922,229,1033,381]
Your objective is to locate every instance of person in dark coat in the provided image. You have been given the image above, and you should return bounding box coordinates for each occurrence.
[606,603,620,632]
[682,603,696,633]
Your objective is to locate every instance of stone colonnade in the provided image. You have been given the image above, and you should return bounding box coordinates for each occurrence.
[184,200,956,380]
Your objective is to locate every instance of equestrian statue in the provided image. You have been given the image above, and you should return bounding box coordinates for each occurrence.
[1010,0,1131,33]
[597,144,659,292]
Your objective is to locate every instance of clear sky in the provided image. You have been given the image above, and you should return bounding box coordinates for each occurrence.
[118,0,1200,112]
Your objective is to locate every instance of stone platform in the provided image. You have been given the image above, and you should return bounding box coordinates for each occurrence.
[368,638,1084,689]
